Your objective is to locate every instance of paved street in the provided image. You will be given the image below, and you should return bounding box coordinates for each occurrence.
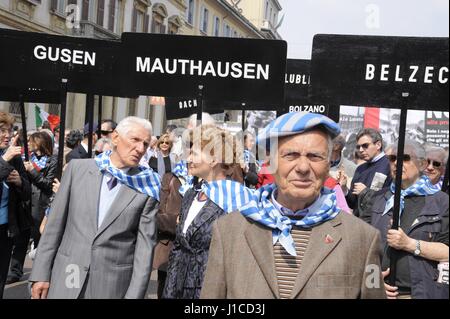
[4,257,158,299]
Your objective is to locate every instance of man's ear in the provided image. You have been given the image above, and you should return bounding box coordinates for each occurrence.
[376,141,382,151]
[111,131,120,148]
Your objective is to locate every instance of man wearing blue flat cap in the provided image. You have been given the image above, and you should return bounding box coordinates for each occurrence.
[201,112,386,299]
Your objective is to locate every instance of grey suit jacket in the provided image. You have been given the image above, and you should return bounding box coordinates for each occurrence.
[29,159,159,299]
[201,211,386,299]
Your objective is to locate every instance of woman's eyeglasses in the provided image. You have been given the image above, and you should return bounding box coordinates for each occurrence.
[427,159,442,168]
[387,154,412,162]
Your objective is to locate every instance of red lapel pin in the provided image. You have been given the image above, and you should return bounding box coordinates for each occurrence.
[325,234,334,244]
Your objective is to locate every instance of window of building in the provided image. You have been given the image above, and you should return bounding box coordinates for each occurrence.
[213,16,220,36]
[89,0,97,23]
[200,6,209,34]
[186,0,195,25]
[135,10,144,32]
[223,23,231,37]
[9,102,21,115]
[264,0,269,20]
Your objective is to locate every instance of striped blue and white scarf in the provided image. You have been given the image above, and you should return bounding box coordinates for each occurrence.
[30,153,48,171]
[199,179,254,213]
[383,175,441,220]
[172,160,194,196]
[240,184,340,256]
[95,150,161,201]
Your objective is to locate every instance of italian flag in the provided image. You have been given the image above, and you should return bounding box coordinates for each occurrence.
[35,105,60,131]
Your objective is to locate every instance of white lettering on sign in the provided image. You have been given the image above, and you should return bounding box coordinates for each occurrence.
[364,64,449,84]
[135,57,270,80]
[289,105,326,113]
[178,99,198,110]
[285,73,310,85]
[33,45,96,66]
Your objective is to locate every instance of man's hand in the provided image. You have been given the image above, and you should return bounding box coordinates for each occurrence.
[52,178,61,194]
[6,170,22,187]
[31,282,50,299]
[387,228,415,252]
[382,268,399,299]
[352,182,367,195]
[2,146,22,162]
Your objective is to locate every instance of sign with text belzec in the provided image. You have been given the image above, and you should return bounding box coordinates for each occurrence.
[310,35,449,110]
[0,28,125,97]
[120,33,287,106]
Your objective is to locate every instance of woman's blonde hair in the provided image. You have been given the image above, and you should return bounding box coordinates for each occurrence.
[189,125,244,175]
[0,112,15,127]
[157,133,173,149]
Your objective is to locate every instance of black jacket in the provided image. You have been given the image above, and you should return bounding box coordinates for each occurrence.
[28,155,57,221]
[0,155,32,237]
[162,189,226,299]
[66,144,88,164]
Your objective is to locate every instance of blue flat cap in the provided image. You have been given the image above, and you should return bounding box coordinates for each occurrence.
[257,112,341,146]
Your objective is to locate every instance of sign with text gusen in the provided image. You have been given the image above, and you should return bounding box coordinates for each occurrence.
[310,34,449,110]
[120,33,287,107]
[0,28,126,97]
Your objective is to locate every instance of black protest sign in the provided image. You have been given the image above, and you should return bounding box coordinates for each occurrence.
[120,33,287,107]
[0,28,127,97]
[311,35,449,110]
[425,111,449,148]
[278,59,339,122]
[164,97,224,120]
[0,87,60,103]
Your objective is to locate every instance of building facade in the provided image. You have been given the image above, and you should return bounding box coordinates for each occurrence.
[0,0,282,135]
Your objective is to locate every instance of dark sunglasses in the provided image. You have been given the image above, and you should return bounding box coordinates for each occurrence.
[356,142,373,150]
[387,154,412,162]
[427,159,442,168]
[100,130,113,135]
[160,141,171,145]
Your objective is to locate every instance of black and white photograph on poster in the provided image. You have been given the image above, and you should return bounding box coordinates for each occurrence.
[244,110,277,135]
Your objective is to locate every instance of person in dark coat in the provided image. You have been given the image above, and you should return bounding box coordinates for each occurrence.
[65,123,98,163]
[162,125,250,299]
[0,112,31,298]
[359,140,449,299]
[344,128,392,216]
[23,132,57,249]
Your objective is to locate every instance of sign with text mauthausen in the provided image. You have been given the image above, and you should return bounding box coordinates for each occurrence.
[120,33,287,107]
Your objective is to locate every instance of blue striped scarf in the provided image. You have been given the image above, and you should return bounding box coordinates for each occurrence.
[240,184,340,256]
[200,179,254,213]
[95,150,161,201]
[383,175,442,221]
[172,160,194,196]
[30,153,48,171]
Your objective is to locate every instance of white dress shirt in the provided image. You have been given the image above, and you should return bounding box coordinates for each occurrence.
[182,194,207,235]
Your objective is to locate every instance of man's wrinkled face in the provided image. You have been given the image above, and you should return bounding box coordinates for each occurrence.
[111,126,151,167]
[274,130,330,206]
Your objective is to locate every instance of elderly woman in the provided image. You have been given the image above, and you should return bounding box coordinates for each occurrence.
[201,112,386,299]
[162,125,252,299]
[424,145,448,189]
[0,112,31,298]
[360,140,448,299]
[149,134,177,177]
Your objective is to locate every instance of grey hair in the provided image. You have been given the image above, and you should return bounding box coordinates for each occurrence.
[392,139,426,172]
[425,144,448,166]
[188,113,216,129]
[356,128,384,150]
[115,116,153,137]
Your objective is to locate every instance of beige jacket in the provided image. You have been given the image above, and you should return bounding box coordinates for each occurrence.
[201,211,386,299]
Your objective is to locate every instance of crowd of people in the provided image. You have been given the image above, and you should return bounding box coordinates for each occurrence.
[0,109,448,299]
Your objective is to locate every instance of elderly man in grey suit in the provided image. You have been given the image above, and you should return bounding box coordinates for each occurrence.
[201,112,386,299]
[30,116,161,299]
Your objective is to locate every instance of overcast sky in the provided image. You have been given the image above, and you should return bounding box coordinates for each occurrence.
[278,0,449,59]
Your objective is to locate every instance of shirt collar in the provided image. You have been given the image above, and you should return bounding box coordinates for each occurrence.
[371,151,386,163]
[271,188,325,217]
[81,142,88,153]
